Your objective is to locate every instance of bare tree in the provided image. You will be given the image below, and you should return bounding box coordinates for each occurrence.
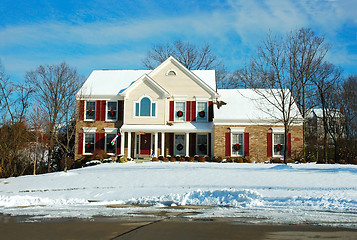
[26,62,84,172]
[234,31,310,163]
[143,40,225,89]
[311,62,342,162]
[0,61,33,177]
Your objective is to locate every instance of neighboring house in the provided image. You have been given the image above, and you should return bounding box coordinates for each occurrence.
[75,56,303,162]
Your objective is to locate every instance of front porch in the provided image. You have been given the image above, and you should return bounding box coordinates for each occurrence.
[120,123,214,159]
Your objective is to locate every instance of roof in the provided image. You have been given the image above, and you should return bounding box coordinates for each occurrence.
[214,89,303,125]
[76,68,216,99]
[121,122,213,133]
[76,70,150,98]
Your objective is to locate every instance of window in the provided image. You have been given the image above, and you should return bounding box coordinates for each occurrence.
[84,133,95,154]
[135,97,156,117]
[107,102,117,121]
[232,133,244,156]
[196,102,208,122]
[174,134,185,156]
[197,134,208,156]
[175,102,186,121]
[106,133,116,154]
[274,134,285,156]
[85,101,95,120]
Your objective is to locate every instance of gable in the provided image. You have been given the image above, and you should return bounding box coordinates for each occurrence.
[149,56,218,99]
[120,74,169,99]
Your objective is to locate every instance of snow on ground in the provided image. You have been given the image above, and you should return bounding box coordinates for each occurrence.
[0,162,356,228]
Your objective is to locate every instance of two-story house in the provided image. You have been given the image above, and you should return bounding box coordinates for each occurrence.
[75,56,303,162]
[75,56,218,160]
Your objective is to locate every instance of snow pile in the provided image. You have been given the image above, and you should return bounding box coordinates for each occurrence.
[127,189,263,207]
[0,195,87,208]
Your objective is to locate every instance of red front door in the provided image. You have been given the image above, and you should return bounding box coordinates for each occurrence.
[140,133,151,155]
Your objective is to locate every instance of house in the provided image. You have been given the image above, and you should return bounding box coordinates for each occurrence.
[75,56,303,162]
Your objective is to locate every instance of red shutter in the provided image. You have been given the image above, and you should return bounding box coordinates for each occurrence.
[244,132,249,156]
[287,133,292,157]
[118,100,124,122]
[101,100,106,121]
[79,100,85,120]
[169,101,174,121]
[208,101,213,122]
[78,133,84,154]
[95,133,105,150]
[267,132,273,157]
[186,101,191,121]
[95,101,101,121]
[225,132,231,156]
[191,101,196,121]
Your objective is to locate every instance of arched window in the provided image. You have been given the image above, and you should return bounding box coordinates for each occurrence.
[140,97,151,116]
[135,97,156,117]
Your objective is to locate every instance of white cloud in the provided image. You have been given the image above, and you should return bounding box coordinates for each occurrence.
[0,0,356,80]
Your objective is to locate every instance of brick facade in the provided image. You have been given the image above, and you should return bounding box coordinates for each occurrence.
[214,125,303,162]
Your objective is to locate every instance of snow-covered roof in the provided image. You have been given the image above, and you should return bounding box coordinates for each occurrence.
[76,69,216,99]
[121,122,213,133]
[214,89,303,125]
[76,70,150,98]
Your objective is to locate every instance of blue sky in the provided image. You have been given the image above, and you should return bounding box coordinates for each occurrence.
[0,0,356,82]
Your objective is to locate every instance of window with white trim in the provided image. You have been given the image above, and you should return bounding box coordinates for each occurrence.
[196,134,208,156]
[106,101,117,121]
[84,133,95,154]
[231,133,244,156]
[85,101,96,120]
[105,133,116,154]
[175,102,186,121]
[135,97,156,117]
[273,133,285,156]
[196,102,208,122]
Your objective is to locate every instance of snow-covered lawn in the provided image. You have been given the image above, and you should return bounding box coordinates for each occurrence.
[0,162,356,228]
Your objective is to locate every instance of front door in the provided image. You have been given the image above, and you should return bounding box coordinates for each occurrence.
[140,133,151,155]
[174,134,186,156]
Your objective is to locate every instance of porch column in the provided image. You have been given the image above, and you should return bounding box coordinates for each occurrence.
[154,132,158,157]
[161,132,165,156]
[120,131,125,156]
[127,131,132,159]
[185,132,190,157]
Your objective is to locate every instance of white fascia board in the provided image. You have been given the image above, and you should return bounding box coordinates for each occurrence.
[149,56,218,99]
[120,74,169,99]
[213,119,303,126]
[77,95,124,101]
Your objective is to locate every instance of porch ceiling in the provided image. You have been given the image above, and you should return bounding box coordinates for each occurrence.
[121,122,213,133]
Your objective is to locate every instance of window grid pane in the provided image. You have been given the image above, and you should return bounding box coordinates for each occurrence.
[274,134,285,156]
[232,133,243,156]
[85,133,95,153]
[107,102,117,120]
[106,134,116,154]
[197,102,208,121]
[197,134,207,155]
[175,102,186,121]
[86,101,95,120]
[135,103,139,116]
[152,103,156,117]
